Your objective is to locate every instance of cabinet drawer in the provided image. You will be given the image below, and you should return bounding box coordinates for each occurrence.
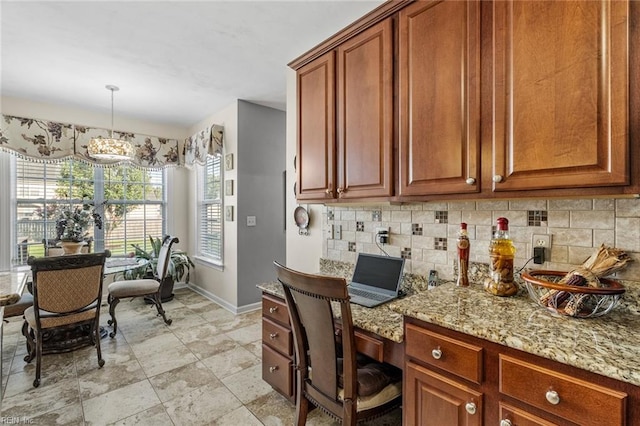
[262,294,289,325]
[405,323,483,384]
[499,355,627,426]
[499,402,559,426]
[262,344,293,398]
[262,318,292,357]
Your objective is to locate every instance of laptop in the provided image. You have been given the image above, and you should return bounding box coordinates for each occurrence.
[347,253,405,308]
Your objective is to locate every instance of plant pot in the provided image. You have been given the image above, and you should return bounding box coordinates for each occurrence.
[60,241,86,255]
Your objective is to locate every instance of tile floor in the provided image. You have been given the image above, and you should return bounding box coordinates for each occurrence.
[1,288,401,425]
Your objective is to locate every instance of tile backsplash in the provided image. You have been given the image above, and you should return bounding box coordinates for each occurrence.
[322,198,640,282]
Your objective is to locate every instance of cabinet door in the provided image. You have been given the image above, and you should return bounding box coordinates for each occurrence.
[398,0,481,196]
[297,51,336,201]
[405,361,483,426]
[491,0,629,191]
[336,19,394,199]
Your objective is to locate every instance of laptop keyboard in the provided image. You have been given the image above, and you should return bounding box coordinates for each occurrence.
[349,288,389,301]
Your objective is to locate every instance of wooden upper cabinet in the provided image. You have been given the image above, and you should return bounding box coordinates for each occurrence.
[336,19,394,199]
[296,51,335,201]
[491,0,629,191]
[398,0,481,196]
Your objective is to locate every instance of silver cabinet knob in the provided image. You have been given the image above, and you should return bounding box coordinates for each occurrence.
[269,332,278,339]
[269,366,278,373]
[431,348,442,360]
[500,420,512,426]
[465,177,476,185]
[493,175,504,183]
[269,306,278,314]
[545,390,560,405]
[465,402,476,415]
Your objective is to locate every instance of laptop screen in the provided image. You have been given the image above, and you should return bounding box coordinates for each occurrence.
[351,253,405,293]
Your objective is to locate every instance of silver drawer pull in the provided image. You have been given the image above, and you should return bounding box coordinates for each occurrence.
[500,420,512,426]
[465,177,476,185]
[269,366,278,373]
[545,389,560,405]
[269,306,278,314]
[269,332,278,339]
[431,347,442,360]
[465,402,476,415]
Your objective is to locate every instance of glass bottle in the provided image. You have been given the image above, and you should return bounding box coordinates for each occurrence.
[485,217,518,296]
[456,222,470,287]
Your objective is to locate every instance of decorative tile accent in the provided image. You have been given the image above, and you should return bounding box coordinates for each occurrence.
[434,237,447,251]
[327,210,335,221]
[435,211,448,224]
[348,242,357,252]
[411,223,423,236]
[401,248,412,259]
[356,221,364,232]
[528,210,548,226]
[372,210,382,221]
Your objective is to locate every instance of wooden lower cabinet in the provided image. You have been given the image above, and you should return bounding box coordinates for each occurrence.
[261,293,295,401]
[405,360,483,426]
[405,318,638,425]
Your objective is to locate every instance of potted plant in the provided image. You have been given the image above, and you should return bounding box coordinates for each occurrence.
[55,204,102,254]
[122,235,194,302]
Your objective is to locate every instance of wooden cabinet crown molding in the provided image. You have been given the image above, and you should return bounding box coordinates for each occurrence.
[288,0,412,70]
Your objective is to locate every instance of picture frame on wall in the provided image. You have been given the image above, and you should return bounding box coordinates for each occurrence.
[225,206,234,221]
[225,153,234,171]
[225,179,234,196]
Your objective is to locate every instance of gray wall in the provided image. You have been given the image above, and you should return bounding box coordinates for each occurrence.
[237,100,286,306]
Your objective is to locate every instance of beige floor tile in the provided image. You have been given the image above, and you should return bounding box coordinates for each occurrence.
[225,322,262,345]
[78,358,147,400]
[82,380,161,425]
[111,404,173,426]
[184,332,240,360]
[201,345,259,379]
[129,333,198,377]
[211,406,264,425]
[245,390,296,426]
[222,364,273,405]
[164,383,243,425]
[149,361,221,403]
[27,401,85,425]
[2,377,81,419]
[243,340,262,358]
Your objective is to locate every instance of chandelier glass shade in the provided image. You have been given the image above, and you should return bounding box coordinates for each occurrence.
[88,85,135,161]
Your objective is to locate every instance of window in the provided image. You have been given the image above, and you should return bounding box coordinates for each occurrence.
[198,154,223,264]
[14,157,165,264]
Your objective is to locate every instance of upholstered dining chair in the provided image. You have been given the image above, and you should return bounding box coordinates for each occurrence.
[24,251,110,387]
[106,235,176,337]
[274,262,402,426]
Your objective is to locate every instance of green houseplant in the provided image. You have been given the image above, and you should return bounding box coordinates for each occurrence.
[123,235,195,302]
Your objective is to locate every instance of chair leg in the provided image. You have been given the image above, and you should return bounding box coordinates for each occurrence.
[150,293,172,326]
[108,295,120,338]
[296,396,310,426]
[23,322,35,363]
[94,321,105,368]
[33,330,42,388]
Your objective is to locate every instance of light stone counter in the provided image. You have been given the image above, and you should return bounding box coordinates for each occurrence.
[388,282,640,388]
[258,282,404,343]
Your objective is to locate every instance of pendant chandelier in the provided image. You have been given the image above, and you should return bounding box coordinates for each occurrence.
[87,85,135,161]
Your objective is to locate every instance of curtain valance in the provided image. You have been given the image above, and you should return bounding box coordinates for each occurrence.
[183,124,224,169]
[0,115,181,169]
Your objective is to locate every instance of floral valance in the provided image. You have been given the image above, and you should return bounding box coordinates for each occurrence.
[0,114,181,169]
[183,124,224,169]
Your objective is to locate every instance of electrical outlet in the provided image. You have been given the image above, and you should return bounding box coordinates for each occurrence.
[376,227,389,244]
[532,234,552,264]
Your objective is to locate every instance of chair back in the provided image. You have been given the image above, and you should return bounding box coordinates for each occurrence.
[155,236,179,280]
[274,261,358,419]
[28,251,110,314]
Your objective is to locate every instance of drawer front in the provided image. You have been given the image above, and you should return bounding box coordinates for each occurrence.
[262,294,290,325]
[499,402,560,426]
[499,355,627,426]
[405,323,483,384]
[355,330,384,362]
[262,317,292,357]
[262,344,293,398]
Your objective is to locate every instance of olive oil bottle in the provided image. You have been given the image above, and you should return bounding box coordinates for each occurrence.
[485,217,517,296]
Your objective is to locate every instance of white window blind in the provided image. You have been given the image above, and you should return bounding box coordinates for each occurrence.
[198,154,223,262]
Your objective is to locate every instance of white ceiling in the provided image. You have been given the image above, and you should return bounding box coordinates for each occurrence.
[1,0,385,128]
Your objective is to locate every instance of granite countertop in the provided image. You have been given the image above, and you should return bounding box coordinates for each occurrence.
[388,282,640,388]
[258,282,404,343]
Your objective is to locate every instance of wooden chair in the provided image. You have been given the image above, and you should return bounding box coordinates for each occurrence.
[106,235,175,337]
[24,251,110,387]
[274,262,402,425]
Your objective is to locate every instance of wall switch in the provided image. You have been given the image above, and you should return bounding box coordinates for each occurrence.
[246,216,257,227]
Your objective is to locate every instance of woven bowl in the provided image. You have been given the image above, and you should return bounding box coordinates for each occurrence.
[521,270,625,318]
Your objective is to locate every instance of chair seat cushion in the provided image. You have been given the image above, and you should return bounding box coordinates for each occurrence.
[338,381,402,412]
[3,293,33,318]
[24,301,98,329]
[338,358,402,397]
[109,279,160,298]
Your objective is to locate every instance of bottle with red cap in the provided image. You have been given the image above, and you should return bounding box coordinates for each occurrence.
[456,222,470,287]
[485,217,517,296]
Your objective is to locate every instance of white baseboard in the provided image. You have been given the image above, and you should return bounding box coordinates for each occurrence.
[185,283,261,315]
